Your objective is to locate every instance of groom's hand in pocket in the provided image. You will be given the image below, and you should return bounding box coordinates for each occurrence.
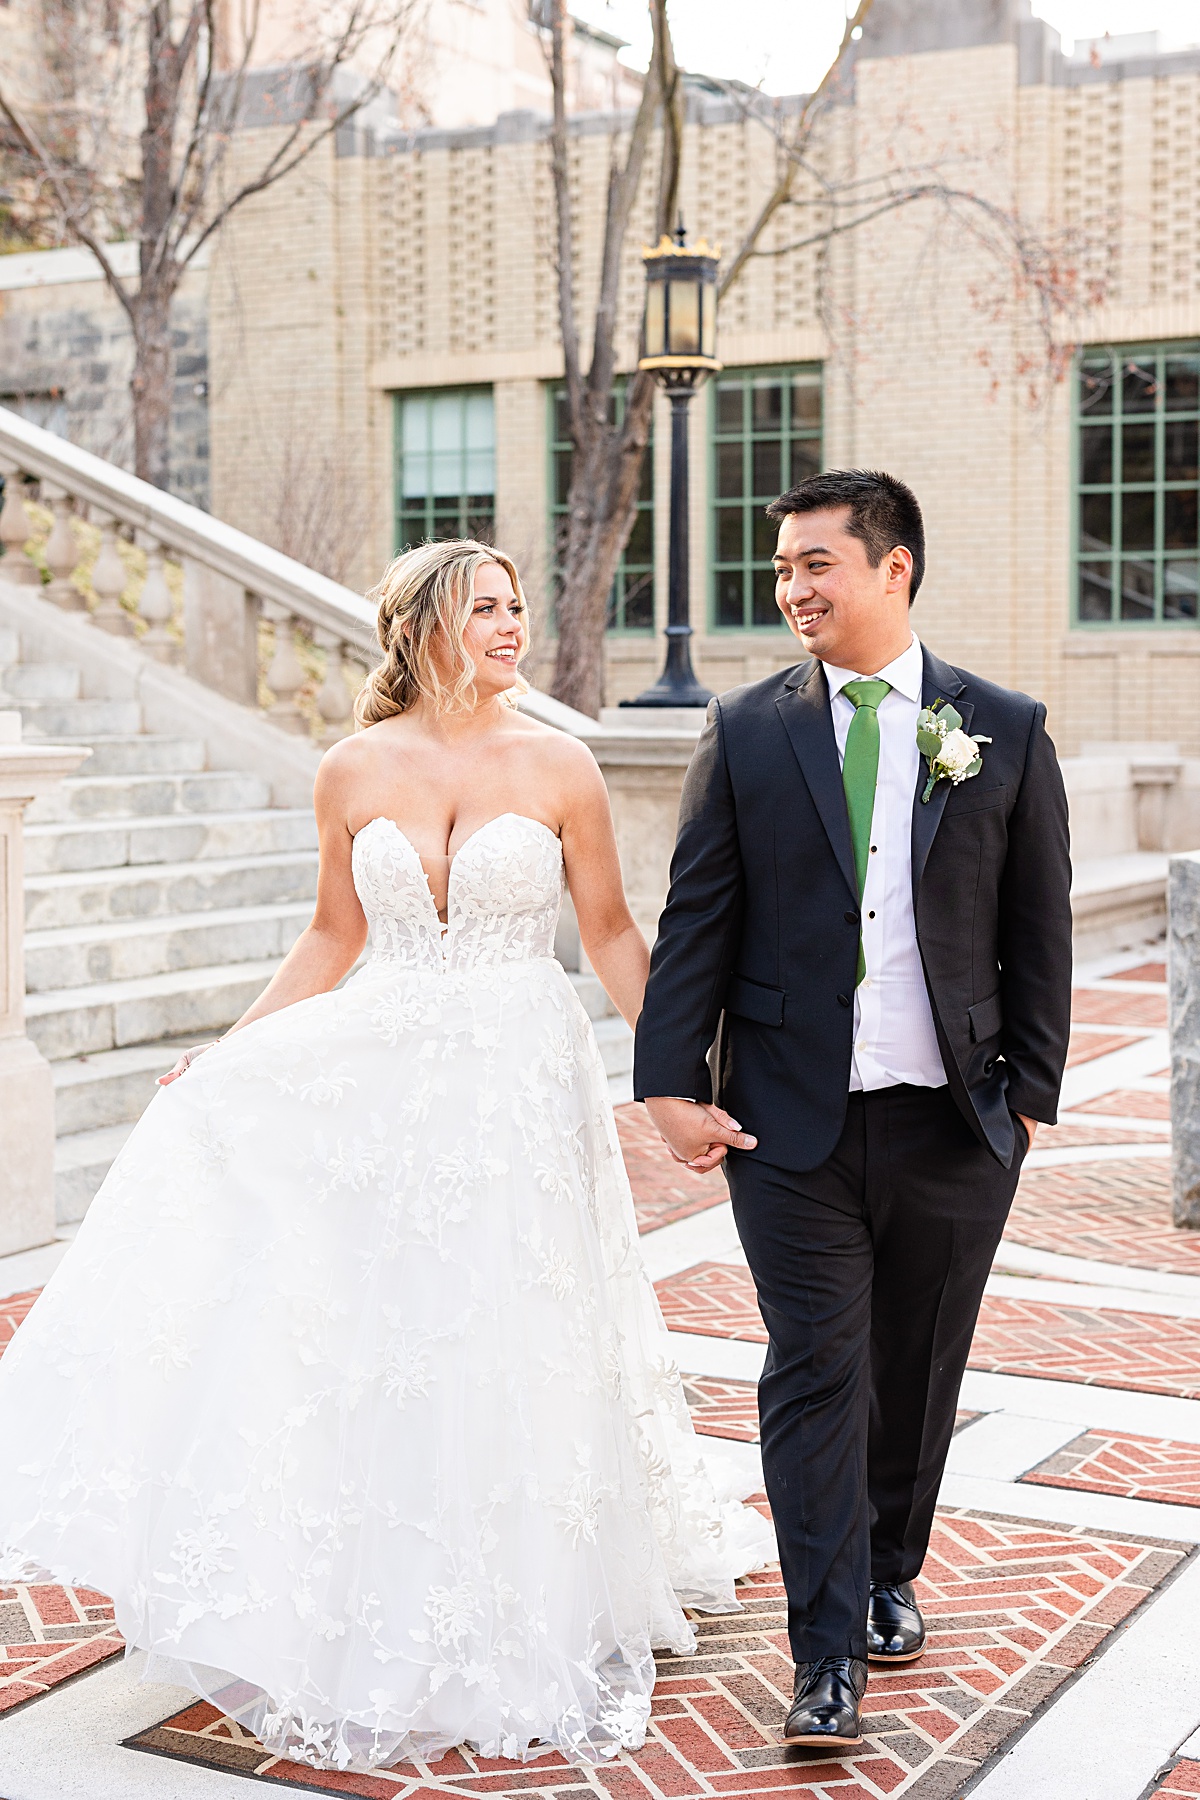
[644,1097,758,1173]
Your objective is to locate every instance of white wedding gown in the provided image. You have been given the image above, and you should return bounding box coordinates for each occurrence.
[0,812,773,1772]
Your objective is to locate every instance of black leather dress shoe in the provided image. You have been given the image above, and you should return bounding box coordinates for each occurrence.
[867,1580,926,1663]
[782,1657,867,1746]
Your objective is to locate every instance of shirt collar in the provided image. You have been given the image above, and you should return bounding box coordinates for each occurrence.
[823,634,924,705]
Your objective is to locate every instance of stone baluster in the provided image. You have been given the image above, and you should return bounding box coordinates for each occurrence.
[0,467,42,587]
[90,514,135,635]
[41,487,86,609]
[313,629,356,745]
[262,601,309,734]
[137,539,177,661]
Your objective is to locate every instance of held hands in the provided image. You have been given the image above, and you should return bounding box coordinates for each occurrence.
[644,1096,758,1173]
[1018,1113,1038,1151]
[157,1042,220,1086]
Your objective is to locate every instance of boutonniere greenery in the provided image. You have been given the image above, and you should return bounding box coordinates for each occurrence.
[916,700,992,804]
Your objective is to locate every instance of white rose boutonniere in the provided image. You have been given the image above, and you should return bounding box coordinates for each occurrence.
[916,700,992,804]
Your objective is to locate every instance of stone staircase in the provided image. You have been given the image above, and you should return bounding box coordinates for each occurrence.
[6,643,631,1226]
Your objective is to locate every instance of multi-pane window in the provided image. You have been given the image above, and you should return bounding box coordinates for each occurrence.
[549,386,654,632]
[1076,346,1200,625]
[395,388,495,549]
[711,366,822,629]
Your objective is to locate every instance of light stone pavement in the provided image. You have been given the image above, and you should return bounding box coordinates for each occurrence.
[1,943,1199,1798]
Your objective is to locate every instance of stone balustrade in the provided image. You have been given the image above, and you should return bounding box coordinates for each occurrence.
[0,409,377,746]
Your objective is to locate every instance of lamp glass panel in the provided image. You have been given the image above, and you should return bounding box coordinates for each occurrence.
[667,280,700,355]
[700,284,716,358]
[644,282,665,360]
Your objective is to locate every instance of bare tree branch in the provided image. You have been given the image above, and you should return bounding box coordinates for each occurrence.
[717,0,875,300]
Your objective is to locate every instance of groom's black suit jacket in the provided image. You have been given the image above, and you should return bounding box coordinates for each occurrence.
[633,645,1073,1173]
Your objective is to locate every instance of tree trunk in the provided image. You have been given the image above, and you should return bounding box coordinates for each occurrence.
[551,374,655,717]
[131,289,174,489]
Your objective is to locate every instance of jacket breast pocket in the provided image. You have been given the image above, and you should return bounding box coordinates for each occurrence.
[968,992,1003,1042]
[725,974,785,1027]
[943,784,1008,817]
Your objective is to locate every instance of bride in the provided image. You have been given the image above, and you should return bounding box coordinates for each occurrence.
[0,538,772,1774]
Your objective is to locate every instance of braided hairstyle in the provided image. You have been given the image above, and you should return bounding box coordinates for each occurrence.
[354,538,529,727]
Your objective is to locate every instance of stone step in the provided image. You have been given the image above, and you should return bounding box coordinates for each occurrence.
[18,697,143,737]
[592,1014,634,1079]
[570,970,620,1021]
[2,662,81,701]
[26,850,320,931]
[24,807,319,874]
[27,768,272,824]
[53,1039,194,1137]
[25,900,312,992]
[55,1123,134,1225]
[26,958,284,1059]
[44,734,208,777]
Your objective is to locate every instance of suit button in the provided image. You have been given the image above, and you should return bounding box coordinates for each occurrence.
[837,993,851,1007]
[844,911,859,924]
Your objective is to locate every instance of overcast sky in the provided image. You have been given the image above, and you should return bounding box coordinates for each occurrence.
[573,0,1200,94]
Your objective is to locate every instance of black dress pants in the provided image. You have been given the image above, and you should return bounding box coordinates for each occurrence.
[725,1084,1025,1664]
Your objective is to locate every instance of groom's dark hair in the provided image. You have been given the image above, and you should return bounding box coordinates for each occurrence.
[765,469,926,602]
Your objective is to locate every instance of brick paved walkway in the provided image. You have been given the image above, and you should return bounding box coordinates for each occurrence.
[1074,1088,1170,1120]
[656,1263,1200,1398]
[1024,1430,1200,1506]
[1071,989,1167,1028]
[0,1584,122,1715]
[1004,1161,1200,1275]
[0,1290,39,1354]
[1148,1759,1200,1795]
[615,1106,728,1234]
[1066,1030,1148,1066]
[122,1520,1186,1800]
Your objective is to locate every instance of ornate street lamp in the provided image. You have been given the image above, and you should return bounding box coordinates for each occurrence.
[621,221,720,711]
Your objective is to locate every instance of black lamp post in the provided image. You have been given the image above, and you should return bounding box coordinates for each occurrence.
[621,221,721,710]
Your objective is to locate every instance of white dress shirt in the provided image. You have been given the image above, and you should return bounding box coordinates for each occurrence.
[823,635,947,1093]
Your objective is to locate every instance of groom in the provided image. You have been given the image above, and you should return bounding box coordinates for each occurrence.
[635,470,1072,1748]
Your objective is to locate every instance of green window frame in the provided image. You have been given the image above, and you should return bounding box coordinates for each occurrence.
[548,384,655,634]
[395,387,495,549]
[710,365,823,630]
[1075,344,1200,626]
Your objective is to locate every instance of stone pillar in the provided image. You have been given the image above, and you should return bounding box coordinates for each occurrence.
[590,722,702,949]
[1132,758,1182,853]
[1169,850,1200,1228]
[182,558,258,706]
[0,716,92,1256]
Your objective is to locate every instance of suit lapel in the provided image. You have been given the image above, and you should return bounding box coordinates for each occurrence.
[776,661,858,903]
[911,646,972,894]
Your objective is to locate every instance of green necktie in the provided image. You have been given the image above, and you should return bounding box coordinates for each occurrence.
[840,678,891,985]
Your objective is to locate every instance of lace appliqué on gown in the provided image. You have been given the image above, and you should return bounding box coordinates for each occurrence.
[0,813,774,1771]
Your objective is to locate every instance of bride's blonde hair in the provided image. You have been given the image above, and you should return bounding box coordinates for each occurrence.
[354,538,529,727]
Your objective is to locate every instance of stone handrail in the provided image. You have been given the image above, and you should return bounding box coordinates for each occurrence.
[0,405,602,745]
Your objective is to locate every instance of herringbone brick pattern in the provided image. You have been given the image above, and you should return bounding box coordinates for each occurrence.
[682,1376,761,1442]
[615,1105,729,1234]
[658,1263,765,1343]
[968,1296,1200,1397]
[0,1289,39,1353]
[0,1584,123,1714]
[1004,1161,1200,1275]
[1073,1088,1170,1120]
[1148,1759,1200,1795]
[657,1263,1200,1398]
[1070,989,1167,1028]
[1066,1029,1146,1067]
[122,1520,1185,1800]
[1024,1430,1200,1506]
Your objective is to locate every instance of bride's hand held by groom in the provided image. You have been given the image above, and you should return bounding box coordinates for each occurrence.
[643,1095,758,1173]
